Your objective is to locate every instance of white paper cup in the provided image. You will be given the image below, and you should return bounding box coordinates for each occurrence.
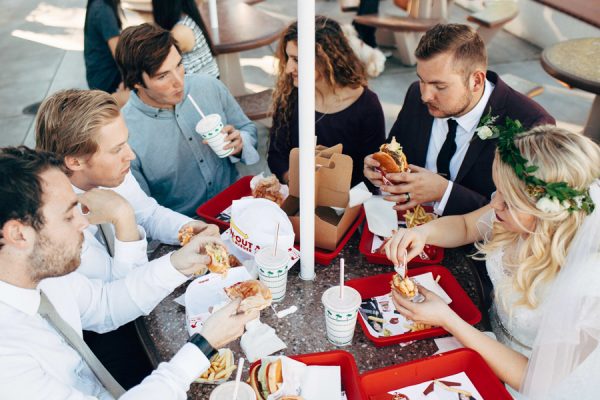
[255,246,290,302]
[321,286,362,346]
[209,381,256,400]
[195,113,224,140]
[205,132,234,158]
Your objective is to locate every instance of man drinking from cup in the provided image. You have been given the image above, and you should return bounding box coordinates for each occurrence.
[115,23,260,217]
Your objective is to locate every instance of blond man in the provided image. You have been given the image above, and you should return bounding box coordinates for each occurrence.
[36,89,219,281]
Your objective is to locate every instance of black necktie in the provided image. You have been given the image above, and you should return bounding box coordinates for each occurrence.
[436,119,458,178]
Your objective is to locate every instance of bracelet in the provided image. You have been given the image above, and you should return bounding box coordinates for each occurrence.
[188,333,218,359]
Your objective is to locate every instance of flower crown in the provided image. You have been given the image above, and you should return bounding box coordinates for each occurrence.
[475,110,595,214]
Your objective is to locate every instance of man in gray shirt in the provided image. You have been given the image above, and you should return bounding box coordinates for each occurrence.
[116,23,259,216]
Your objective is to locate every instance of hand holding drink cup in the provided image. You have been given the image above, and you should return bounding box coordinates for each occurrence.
[188,94,235,158]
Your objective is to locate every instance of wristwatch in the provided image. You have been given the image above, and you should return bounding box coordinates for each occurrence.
[188,333,217,359]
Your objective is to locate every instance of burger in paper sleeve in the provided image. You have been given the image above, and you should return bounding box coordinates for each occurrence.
[248,357,307,400]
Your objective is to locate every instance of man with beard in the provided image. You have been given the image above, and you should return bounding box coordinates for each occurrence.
[0,147,258,399]
[364,24,555,216]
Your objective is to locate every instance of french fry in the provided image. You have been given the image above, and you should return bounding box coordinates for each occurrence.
[404,205,435,228]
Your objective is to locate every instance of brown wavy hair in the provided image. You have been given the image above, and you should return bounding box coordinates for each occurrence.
[270,16,367,143]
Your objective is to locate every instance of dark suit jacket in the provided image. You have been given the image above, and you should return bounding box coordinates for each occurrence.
[388,71,556,215]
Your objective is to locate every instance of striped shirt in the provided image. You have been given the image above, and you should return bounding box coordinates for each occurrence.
[177,15,220,78]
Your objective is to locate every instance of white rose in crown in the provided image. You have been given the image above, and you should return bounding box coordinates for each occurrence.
[476,125,494,140]
[536,197,564,213]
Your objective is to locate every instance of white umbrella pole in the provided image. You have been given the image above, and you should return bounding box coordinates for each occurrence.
[298,1,316,280]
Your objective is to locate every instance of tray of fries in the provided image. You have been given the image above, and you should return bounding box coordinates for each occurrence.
[195,348,236,384]
[346,266,481,347]
[360,348,512,399]
[359,205,443,266]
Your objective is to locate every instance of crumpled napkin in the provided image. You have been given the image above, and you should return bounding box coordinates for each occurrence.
[240,318,286,362]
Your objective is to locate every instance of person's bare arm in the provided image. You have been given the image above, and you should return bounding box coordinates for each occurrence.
[107,35,119,57]
[392,287,528,391]
[171,24,196,53]
[386,205,491,264]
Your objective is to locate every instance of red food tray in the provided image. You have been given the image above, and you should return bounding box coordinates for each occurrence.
[360,348,512,399]
[346,265,481,347]
[249,350,366,400]
[196,175,364,265]
[359,206,444,266]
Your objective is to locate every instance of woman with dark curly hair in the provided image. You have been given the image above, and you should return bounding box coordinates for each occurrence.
[267,16,385,187]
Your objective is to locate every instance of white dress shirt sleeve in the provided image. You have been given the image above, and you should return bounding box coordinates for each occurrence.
[72,254,187,333]
[122,344,209,400]
[0,337,209,400]
[78,227,149,282]
[433,181,454,216]
[117,173,191,245]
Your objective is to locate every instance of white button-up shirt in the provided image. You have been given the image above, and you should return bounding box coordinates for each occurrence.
[425,79,495,215]
[75,172,192,281]
[0,257,208,399]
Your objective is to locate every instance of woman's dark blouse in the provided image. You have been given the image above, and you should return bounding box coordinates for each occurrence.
[268,87,385,187]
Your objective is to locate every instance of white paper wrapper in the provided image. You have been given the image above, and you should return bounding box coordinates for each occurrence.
[348,181,373,208]
[184,267,253,335]
[364,195,398,237]
[249,172,289,200]
[240,319,286,363]
[226,198,300,269]
[388,371,484,400]
[261,356,342,400]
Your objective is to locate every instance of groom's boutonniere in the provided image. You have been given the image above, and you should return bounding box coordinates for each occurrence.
[474,108,500,141]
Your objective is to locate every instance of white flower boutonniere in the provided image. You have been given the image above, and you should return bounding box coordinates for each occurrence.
[473,108,501,142]
[476,125,494,140]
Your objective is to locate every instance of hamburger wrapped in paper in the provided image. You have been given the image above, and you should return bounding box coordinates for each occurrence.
[226,198,299,270]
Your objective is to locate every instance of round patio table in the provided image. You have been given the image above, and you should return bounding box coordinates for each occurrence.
[541,37,600,141]
[135,233,486,399]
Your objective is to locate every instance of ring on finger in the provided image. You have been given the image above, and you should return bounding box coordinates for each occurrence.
[405,192,411,203]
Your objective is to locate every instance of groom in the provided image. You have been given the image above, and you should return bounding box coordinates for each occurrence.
[364,23,554,216]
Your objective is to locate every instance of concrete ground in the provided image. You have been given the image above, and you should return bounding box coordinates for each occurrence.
[0,0,594,158]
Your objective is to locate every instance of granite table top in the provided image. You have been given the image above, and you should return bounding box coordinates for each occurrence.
[138,230,486,399]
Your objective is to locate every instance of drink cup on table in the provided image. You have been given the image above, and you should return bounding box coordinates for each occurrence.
[254,246,290,302]
[195,113,233,158]
[321,286,362,346]
[209,381,256,400]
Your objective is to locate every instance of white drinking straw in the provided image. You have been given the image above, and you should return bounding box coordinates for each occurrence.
[339,258,345,299]
[273,222,280,256]
[232,357,245,400]
[187,94,206,119]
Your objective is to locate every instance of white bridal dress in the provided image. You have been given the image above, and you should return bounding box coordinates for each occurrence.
[477,182,600,399]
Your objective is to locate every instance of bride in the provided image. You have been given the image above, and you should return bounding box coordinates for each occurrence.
[385,124,600,398]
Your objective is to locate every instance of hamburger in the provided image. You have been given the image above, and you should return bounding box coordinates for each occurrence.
[178,226,195,246]
[372,137,408,174]
[204,242,231,275]
[252,175,285,205]
[224,280,273,313]
[391,273,418,299]
[248,359,303,400]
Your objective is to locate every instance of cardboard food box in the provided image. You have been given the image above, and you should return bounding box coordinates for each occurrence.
[280,144,362,251]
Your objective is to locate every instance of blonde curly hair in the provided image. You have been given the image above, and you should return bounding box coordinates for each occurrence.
[476,125,600,308]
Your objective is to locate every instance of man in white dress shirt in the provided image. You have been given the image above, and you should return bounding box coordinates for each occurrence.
[0,146,257,399]
[35,88,221,282]
[34,89,223,387]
